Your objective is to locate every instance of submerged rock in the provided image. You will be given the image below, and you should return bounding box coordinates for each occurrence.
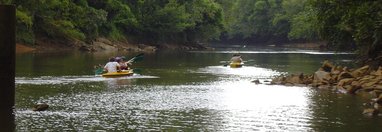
[363,108,379,116]
[251,79,261,84]
[32,103,49,111]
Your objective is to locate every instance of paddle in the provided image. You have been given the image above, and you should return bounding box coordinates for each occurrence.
[94,65,105,75]
[94,68,104,75]
[125,53,144,63]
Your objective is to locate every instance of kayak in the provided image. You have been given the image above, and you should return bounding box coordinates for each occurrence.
[101,69,134,78]
[230,62,244,68]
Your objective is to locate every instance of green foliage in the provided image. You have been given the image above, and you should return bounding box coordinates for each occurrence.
[312,0,382,59]
[285,1,317,40]
[15,9,32,28]
[15,9,35,44]
[9,0,381,60]
[186,0,224,42]
[0,0,12,4]
[125,0,223,44]
[288,8,317,40]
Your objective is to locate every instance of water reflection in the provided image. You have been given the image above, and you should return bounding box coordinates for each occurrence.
[197,66,284,79]
[16,49,380,131]
[190,50,353,55]
[16,65,314,131]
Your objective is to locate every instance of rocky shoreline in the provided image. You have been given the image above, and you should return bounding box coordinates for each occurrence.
[17,37,210,53]
[269,60,382,116]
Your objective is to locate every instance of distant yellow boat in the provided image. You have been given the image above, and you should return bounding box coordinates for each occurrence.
[230,62,244,68]
[101,70,134,78]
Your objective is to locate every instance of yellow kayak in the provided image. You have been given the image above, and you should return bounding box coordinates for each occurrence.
[102,70,134,78]
[230,62,244,68]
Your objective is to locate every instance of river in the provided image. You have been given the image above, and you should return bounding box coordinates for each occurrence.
[15,46,382,131]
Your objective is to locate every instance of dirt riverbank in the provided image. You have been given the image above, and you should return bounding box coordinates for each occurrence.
[15,37,210,53]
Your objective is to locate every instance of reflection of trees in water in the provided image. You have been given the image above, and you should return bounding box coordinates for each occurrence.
[252,53,355,74]
[306,90,381,131]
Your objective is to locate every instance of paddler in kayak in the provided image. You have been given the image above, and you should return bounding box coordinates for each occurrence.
[229,54,244,68]
[115,56,132,70]
[230,54,243,63]
[104,57,120,73]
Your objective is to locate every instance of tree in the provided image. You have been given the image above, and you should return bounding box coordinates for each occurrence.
[312,0,382,66]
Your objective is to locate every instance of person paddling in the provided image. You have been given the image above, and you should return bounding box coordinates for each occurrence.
[104,57,120,73]
[230,54,243,63]
[115,56,132,70]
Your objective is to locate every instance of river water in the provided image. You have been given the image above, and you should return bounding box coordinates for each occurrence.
[15,46,382,131]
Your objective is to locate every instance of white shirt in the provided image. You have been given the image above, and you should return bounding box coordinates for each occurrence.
[104,62,120,73]
[230,56,243,63]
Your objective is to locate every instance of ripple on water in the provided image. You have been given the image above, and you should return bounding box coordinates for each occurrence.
[15,74,159,85]
[189,50,354,55]
[16,80,315,131]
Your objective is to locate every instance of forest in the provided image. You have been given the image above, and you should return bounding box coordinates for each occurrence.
[1,0,381,64]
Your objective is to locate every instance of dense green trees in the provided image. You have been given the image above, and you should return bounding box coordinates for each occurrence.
[2,0,223,45]
[311,0,382,63]
[1,0,381,62]
[217,0,317,44]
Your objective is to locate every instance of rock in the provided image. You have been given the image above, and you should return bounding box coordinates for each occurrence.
[318,85,331,90]
[373,85,382,91]
[362,87,375,92]
[138,44,157,52]
[96,37,112,45]
[362,108,379,116]
[285,74,303,84]
[294,84,307,87]
[337,72,353,81]
[337,78,354,87]
[350,81,360,87]
[376,94,382,104]
[346,85,362,94]
[314,71,331,82]
[252,79,261,84]
[32,103,49,111]
[361,80,379,88]
[336,86,348,94]
[321,60,334,72]
[331,66,343,75]
[93,41,118,52]
[374,103,382,110]
[342,66,349,72]
[351,65,369,78]
[371,66,382,76]
[370,90,382,98]
[271,76,286,85]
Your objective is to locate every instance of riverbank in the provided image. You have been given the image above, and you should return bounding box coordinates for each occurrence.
[16,37,210,53]
[280,41,327,50]
[269,60,382,116]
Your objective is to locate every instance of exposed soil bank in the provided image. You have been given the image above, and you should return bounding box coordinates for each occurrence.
[280,42,327,50]
[16,37,210,53]
[16,43,36,53]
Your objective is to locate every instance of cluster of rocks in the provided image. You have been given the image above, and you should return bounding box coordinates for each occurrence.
[270,60,382,116]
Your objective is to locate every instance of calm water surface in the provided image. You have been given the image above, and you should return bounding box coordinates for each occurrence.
[15,46,382,131]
